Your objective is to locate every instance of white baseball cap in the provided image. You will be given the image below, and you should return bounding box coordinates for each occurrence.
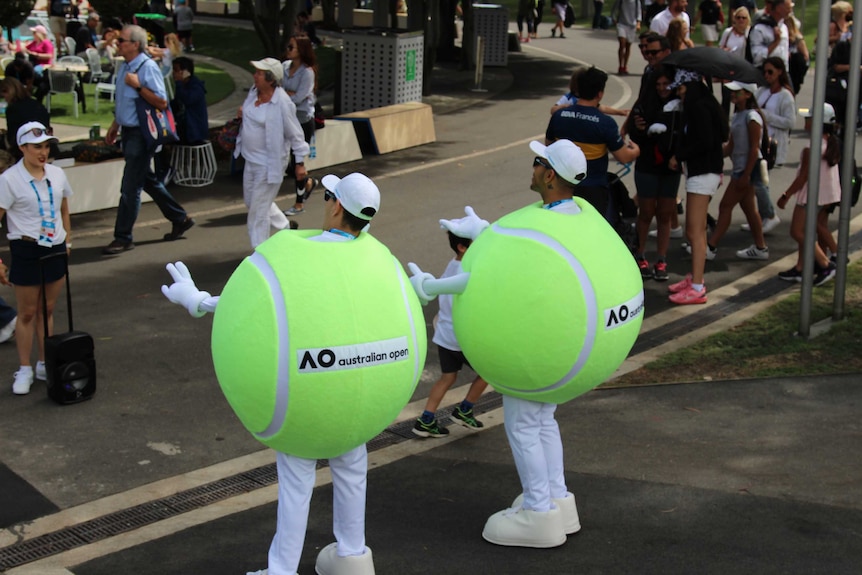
[725,81,758,95]
[800,103,837,124]
[250,58,283,82]
[321,173,380,221]
[529,140,587,186]
[17,122,57,146]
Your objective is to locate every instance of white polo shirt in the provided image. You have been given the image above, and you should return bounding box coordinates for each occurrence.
[0,161,73,244]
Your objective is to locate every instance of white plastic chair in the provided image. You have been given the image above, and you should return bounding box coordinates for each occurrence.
[64,36,76,57]
[94,80,116,112]
[0,56,13,70]
[163,68,175,100]
[58,55,86,66]
[84,48,106,83]
[46,69,80,118]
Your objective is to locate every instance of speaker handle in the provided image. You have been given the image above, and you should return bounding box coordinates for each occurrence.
[40,251,74,335]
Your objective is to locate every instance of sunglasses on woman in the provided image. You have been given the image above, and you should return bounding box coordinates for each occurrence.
[23,127,54,138]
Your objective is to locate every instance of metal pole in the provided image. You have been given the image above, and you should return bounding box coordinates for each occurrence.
[833,0,862,320]
[473,35,486,92]
[799,0,834,338]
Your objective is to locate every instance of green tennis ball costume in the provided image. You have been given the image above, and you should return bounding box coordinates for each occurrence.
[212,230,427,459]
[453,200,644,403]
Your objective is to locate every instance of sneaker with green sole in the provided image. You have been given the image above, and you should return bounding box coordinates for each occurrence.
[452,406,484,429]
[412,417,450,438]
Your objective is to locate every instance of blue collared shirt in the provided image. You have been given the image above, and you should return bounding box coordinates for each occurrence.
[115,53,168,128]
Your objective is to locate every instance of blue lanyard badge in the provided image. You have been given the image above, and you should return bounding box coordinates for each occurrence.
[30,178,57,247]
[327,228,356,240]
[544,199,573,210]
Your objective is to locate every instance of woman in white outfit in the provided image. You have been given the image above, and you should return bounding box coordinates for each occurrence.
[234,58,309,248]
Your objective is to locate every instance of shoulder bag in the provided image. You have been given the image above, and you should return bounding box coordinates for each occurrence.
[132,59,179,147]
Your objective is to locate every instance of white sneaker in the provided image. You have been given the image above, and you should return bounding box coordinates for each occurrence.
[315,543,375,575]
[685,243,717,261]
[36,361,47,381]
[741,216,780,234]
[648,226,683,239]
[736,244,769,260]
[761,215,781,234]
[13,368,34,395]
[0,316,16,343]
[482,506,566,548]
[511,491,581,534]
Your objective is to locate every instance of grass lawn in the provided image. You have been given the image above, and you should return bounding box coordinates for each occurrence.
[608,260,862,386]
[48,61,234,128]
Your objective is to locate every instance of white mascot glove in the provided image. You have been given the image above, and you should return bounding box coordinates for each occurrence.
[662,99,681,113]
[407,262,436,306]
[439,206,489,241]
[161,261,211,318]
[647,123,668,135]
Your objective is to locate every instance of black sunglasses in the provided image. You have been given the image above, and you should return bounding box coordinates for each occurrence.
[643,49,662,56]
[764,68,777,75]
[23,127,54,138]
[324,190,336,202]
[116,38,136,44]
[533,156,551,169]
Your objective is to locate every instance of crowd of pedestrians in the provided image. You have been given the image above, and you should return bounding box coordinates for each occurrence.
[555,0,846,306]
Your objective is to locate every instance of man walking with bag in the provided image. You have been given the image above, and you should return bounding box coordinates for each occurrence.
[103,25,194,256]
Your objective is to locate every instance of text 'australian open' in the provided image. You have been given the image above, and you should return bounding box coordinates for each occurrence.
[297,337,411,372]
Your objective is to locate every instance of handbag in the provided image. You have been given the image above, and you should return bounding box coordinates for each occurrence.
[132,59,179,147]
[217,117,242,152]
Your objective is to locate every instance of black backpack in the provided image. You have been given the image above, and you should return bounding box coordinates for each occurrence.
[744,15,777,66]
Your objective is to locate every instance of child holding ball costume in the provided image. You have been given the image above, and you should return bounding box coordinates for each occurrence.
[410,139,643,548]
[162,173,415,575]
[412,209,491,438]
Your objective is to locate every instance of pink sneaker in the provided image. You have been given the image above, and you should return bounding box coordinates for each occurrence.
[668,273,692,294]
[668,285,707,305]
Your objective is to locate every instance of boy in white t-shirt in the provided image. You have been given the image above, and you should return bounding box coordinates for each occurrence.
[412,211,489,438]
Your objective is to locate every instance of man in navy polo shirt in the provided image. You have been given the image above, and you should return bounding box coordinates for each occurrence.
[545,66,639,222]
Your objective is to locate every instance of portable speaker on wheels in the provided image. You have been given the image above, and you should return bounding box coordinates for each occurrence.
[41,253,96,404]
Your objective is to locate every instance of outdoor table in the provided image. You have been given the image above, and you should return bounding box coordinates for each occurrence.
[46,63,90,113]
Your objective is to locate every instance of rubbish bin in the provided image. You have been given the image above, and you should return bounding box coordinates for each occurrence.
[472,3,508,67]
[340,29,424,114]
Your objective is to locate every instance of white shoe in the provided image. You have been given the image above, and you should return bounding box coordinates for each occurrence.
[685,243,717,261]
[36,361,47,381]
[482,506,566,548]
[741,216,780,234]
[13,368,34,395]
[761,215,781,234]
[315,543,375,575]
[511,491,581,534]
[0,316,16,343]
[245,570,268,575]
[736,244,769,260]
[648,226,683,239]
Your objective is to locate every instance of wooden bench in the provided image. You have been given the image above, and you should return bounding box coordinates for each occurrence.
[335,102,435,155]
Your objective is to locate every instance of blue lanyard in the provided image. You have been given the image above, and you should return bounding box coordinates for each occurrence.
[544,199,573,210]
[29,178,55,221]
[327,228,356,240]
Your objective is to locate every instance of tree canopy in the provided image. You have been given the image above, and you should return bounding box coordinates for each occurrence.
[0,0,35,40]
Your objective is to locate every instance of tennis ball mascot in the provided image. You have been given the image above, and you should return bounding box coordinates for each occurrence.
[161,173,425,575]
[409,140,644,550]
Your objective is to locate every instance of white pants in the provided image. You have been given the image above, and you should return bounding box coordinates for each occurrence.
[267,445,368,575]
[503,395,567,512]
[243,162,290,248]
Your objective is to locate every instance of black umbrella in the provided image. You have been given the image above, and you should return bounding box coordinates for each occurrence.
[661,47,765,85]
